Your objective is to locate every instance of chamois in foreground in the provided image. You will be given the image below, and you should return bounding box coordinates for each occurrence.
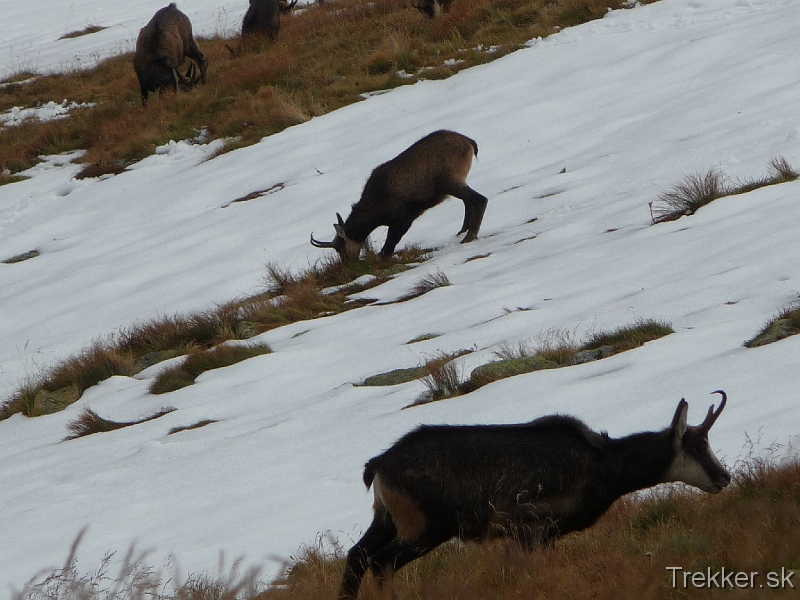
[134,4,208,106]
[310,130,488,260]
[338,391,731,600]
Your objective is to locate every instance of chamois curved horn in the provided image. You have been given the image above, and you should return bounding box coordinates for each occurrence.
[310,233,335,248]
[700,390,727,432]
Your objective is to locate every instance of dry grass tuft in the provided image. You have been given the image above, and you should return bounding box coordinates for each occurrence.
[395,268,451,302]
[649,169,727,224]
[651,158,799,224]
[65,406,176,440]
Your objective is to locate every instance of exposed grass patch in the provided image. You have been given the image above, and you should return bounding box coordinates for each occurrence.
[149,343,273,394]
[407,333,440,343]
[650,158,799,224]
[0,174,30,186]
[0,248,430,420]
[360,349,471,387]
[394,268,451,302]
[2,249,39,263]
[0,0,637,174]
[58,25,107,39]
[64,406,176,440]
[168,419,218,435]
[74,162,127,179]
[424,319,673,400]
[744,301,800,348]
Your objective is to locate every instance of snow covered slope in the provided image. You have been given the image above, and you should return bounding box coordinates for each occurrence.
[2,0,800,591]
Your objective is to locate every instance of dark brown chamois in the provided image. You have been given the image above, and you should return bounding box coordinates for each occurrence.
[134,4,208,106]
[338,391,731,600]
[412,0,455,18]
[310,130,488,260]
[242,0,297,41]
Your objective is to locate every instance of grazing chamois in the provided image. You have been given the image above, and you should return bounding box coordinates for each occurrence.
[338,391,731,600]
[310,130,488,260]
[134,4,208,106]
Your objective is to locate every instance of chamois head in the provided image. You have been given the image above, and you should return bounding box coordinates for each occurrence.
[665,390,730,493]
[310,213,362,261]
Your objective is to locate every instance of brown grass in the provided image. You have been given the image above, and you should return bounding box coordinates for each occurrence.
[0,0,638,174]
[263,456,800,600]
[14,456,800,599]
[650,158,799,224]
[64,406,176,440]
[149,343,273,394]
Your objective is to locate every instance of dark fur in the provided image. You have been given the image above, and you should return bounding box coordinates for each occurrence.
[134,4,208,106]
[242,0,296,41]
[413,0,455,18]
[338,395,731,599]
[311,130,488,260]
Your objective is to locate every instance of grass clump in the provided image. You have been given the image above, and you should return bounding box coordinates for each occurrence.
[64,406,175,440]
[168,419,218,435]
[361,349,471,387]
[649,169,727,224]
[58,25,107,39]
[395,268,451,302]
[650,158,799,224]
[2,249,39,263]
[744,300,800,348]
[149,343,272,394]
[430,319,673,399]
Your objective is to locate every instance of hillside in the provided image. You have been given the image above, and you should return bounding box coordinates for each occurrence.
[1,0,800,593]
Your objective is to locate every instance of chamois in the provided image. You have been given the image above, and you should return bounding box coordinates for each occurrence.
[412,0,455,18]
[242,0,297,41]
[338,391,731,600]
[310,130,488,260]
[134,4,208,106]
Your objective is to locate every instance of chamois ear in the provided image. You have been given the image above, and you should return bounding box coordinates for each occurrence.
[670,398,688,440]
[334,213,346,238]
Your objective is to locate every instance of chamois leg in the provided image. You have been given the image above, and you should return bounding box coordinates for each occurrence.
[457,200,473,236]
[367,527,453,595]
[380,220,414,258]
[338,511,397,600]
[446,183,488,243]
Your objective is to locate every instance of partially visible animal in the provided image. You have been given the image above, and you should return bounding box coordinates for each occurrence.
[134,3,208,106]
[310,130,488,260]
[243,0,297,41]
[412,0,455,18]
[338,391,731,600]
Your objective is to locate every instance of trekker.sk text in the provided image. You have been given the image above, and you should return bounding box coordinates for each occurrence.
[667,567,795,589]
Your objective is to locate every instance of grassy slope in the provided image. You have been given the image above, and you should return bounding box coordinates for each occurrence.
[0,0,628,175]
